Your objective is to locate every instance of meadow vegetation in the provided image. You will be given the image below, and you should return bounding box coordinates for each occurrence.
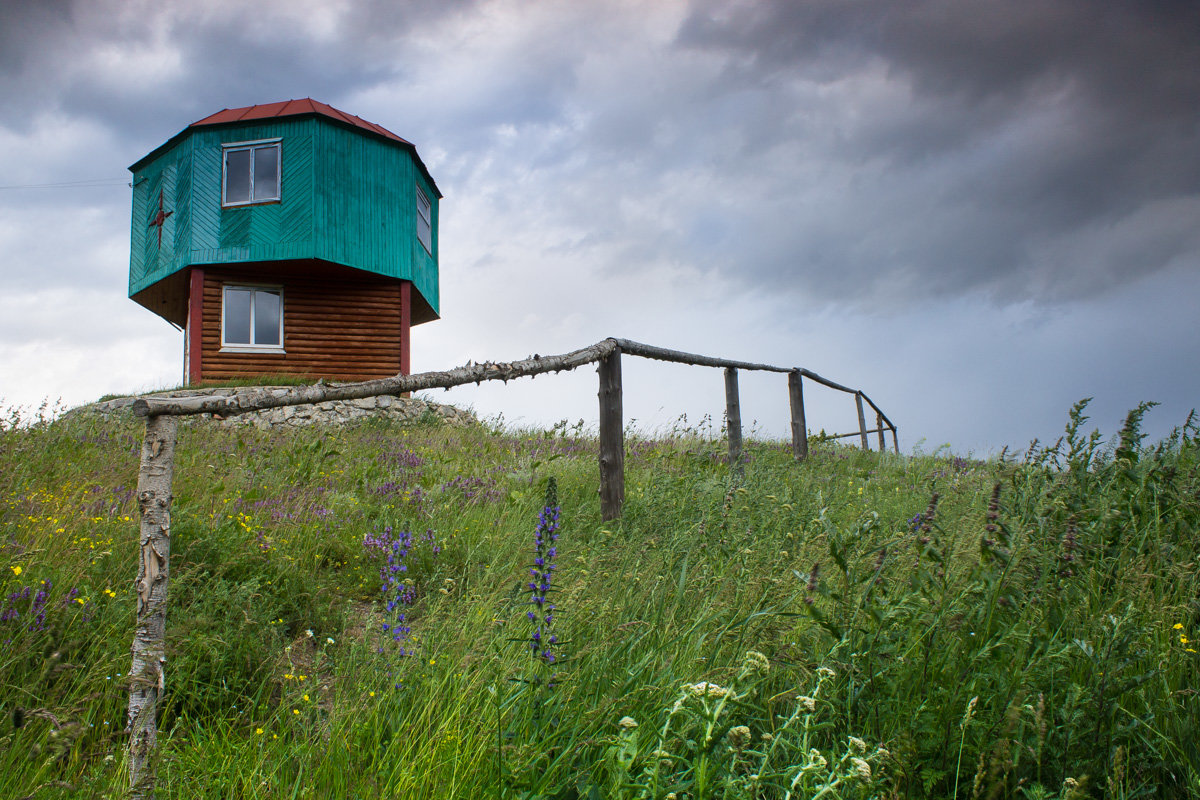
[0,399,1197,798]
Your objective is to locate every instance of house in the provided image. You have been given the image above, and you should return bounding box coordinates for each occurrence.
[128,99,440,384]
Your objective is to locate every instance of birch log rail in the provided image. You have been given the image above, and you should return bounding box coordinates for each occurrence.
[122,335,897,796]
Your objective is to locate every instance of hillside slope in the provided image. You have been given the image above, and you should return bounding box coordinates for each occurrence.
[1,403,1197,798]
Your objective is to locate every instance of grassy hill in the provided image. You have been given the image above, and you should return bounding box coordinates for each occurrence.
[1,400,1197,798]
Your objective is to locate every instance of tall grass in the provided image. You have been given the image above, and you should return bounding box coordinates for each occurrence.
[0,400,1197,798]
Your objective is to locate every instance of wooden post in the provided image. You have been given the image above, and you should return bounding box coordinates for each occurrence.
[725,367,743,474]
[127,414,178,800]
[892,427,900,454]
[598,349,625,520]
[788,370,808,461]
[855,392,869,450]
[877,412,886,452]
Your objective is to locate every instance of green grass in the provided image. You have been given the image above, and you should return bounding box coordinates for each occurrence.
[0,401,1197,798]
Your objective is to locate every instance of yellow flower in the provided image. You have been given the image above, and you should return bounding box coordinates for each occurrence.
[10,566,21,577]
[255,728,264,735]
[1174,623,1185,630]
[369,691,376,698]
[292,709,299,715]
[303,694,310,702]
[1181,635,1190,645]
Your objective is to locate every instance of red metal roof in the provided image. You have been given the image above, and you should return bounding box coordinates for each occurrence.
[189,99,412,146]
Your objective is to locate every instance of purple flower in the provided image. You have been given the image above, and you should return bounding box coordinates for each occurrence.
[527,479,561,668]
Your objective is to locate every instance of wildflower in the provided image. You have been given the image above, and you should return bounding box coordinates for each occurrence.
[808,749,827,770]
[369,691,376,698]
[849,736,867,753]
[1174,623,1184,630]
[305,629,313,638]
[326,637,335,645]
[728,725,752,750]
[365,527,415,659]
[800,693,818,712]
[850,757,872,780]
[817,666,836,679]
[527,478,561,666]
[292,709,299,715]
[742,650,770,675]
[10,566,20,577]
[255,728,264,735]
[1182,635,1190,644]
[617,716,638,731]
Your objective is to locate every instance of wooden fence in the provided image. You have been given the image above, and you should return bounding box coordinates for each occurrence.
[121,336,896,796]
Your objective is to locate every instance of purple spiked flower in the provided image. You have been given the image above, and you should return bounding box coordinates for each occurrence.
[528,478,561,668]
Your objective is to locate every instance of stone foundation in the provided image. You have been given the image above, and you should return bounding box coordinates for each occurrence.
[78,388,475,429]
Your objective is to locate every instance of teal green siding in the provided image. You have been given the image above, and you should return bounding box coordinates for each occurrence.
[129,116,439,316]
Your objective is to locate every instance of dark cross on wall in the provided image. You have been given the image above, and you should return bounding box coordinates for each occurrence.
[148,189,173,247]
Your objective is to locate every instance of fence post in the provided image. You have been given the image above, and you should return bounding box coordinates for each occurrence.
[724,367,743,475]
[788,370,808,461]
[598,348,625,520]
[127,414,178,800]
[856,392,869,450]
[877,412,886,452]
[892,426,900,454]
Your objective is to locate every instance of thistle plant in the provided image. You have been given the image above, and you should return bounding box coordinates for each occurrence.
[604,655,886,799]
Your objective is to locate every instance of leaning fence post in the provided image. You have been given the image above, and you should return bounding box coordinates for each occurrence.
[598,348,625,520]
[724,367,743,475]
[788,370,808,461]
[855,392,869,450]
[877,412,886,452]
[127,413,178,800]
[891,426,900,454]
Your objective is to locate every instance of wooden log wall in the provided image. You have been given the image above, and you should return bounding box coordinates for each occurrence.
[198,266,407,382]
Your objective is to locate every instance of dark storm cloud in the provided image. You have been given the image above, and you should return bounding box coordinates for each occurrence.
[668,0,1200,304]
[0,0,474,146]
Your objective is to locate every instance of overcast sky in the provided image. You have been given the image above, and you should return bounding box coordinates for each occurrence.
[2,0,1197,454]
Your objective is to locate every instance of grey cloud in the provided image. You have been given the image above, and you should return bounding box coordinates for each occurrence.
[662,0,1200,305]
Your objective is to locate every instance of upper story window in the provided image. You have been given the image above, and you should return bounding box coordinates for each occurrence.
[222,285,283,350]
[223,140,280,206]
[416,185,432,254]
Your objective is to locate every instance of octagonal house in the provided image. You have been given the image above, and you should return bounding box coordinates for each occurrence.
[128,99,440,384]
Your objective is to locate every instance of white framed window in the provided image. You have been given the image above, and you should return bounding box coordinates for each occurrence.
[223,139,281,206]
[416,185,432,254]
[221,285,284,351]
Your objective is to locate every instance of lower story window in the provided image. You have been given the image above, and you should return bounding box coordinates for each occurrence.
[222,285,283,349]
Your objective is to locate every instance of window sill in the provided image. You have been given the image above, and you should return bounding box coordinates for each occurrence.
[220,346,286,355]
[221,199,281,209]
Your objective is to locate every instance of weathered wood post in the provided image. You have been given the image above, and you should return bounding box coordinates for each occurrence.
[598,348,625,520]
[127,414,178,800]
[877,412,886,452]
[891,426,900,454]
[855,392,869,450]
[724,367,743,475]
[788,370,808,461]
